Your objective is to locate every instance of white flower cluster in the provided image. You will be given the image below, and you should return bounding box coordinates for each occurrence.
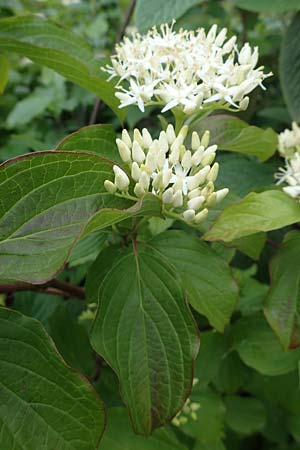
[276,123,300,200]
[278,122,300,158]
[104,22,271,114]
[104,124,229,224]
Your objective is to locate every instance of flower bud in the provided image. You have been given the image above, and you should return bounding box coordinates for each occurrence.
[216,188,229,202]
[132,141,145,163]
[206,192,217,207]
[133,128,144,146]
[104,180,117,194]
[152,171,163,191]
[145,152,157,172]
[162,187,174,204]
[191,146,204,166]
[182,150,192,170]
[162,168,172,188]
[139,171,150,190]
[191,131,201,151]
[131,161,141,181]
[188,188,201,199]
[142,128,152,147]
[173,190,183,207]
[113,165,130,191]
[207,162,219,182]
[183,209,196,222]
[187,195,205,211]
[179,125,189,140]
[166,124,176,144]
[223,35,236,53]
[116,138,131,163]
[159,130,169,153]
[200,130,210,147]
[239,96,249,111]
[194,208,208,224]
[121,129,132,148]
[202,152,216,166]
[134,183,145,197]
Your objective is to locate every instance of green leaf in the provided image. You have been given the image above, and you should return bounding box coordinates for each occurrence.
[6,87,53,128]
[135,0,204,32]
[101,407,187,450]
[0,54,9,94]
[150,230,238,332]
[232,314,300,376]
[234,0,300,12]
[247,371,300,415]
[230,233,266,260]
[68,231,108,268]
[11,291,61,328]
[224,396,266,435]
[194,331,227,388]
[204,190,300,242]
[190,115,277,161]
[264,230,300,351]
[0,307,105,450]
[214,351,251,394]
[0,15,124,120]
[0,151,120,283]
[217,153,277,197]
[89,243,199,436]
[48,304,95,377]
[0,151,161,283]
[287,414,300,442]
[56,124,121,163]
[180,386,225,444]
[280,13,300,123]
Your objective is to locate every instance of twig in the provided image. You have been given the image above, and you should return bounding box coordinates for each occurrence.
[0,279,85,300]
[266,239,281,250]
[88,0,137,125]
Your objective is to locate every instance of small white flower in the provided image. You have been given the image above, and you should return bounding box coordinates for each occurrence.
[278,122,300,158]
[104,22,271,114]
[275,153,300,200]
[104,124,229,224]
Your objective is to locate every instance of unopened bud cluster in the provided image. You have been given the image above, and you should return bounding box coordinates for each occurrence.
[276,122,300,200]
[104,124,229,224]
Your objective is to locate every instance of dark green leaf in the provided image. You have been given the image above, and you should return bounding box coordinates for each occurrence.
[224,396,266,435]
[0,151,160,283]
[48,304,95,377]
[229,233,267,260]
[214,351,251,394]
[0,15,124,120]
[101,407,187,450]
[234,0,300,12]
[191,115,277,161]
[135,0,204,32]
[150,230,238,332]
[264,230,300,350]
[0,54,9,94]
[280,13,300,122]
[194,331,227,387]
[68,231,108,267]
[232,314,300,376]
[0,307,105,450]
[205,191,300,242]
[89,243,199,436]
[56,124,121,163]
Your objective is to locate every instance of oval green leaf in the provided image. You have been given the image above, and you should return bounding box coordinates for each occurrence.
[0,307,105,450]
[204,190,300,242]
[150,230,238,332]
[89,243,199,436]
[0,15,124,120]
